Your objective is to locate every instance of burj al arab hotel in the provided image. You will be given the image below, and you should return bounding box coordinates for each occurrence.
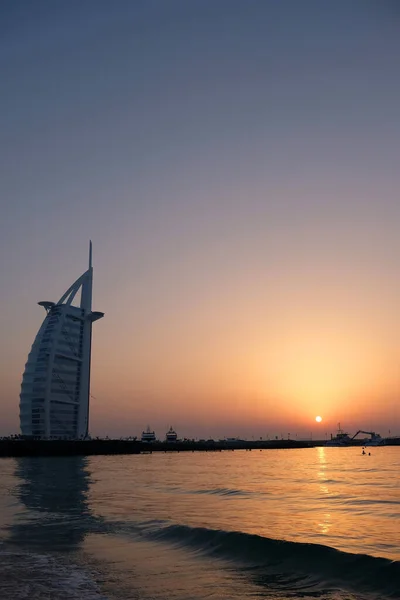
[19,242,104,439]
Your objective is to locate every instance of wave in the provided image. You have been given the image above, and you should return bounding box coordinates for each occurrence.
[191,487,250,497]
[342,498,400,506]
[144,523,400,599]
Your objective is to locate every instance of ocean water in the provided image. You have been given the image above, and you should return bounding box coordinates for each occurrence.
[0,447,399,600]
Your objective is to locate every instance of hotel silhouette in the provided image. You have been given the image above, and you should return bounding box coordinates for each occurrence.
[19,243,103,439]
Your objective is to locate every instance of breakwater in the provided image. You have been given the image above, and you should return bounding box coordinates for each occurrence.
[0,438,319,458]
[1,437,398,458]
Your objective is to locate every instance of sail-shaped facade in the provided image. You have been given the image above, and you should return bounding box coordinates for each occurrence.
[19,243,104,439]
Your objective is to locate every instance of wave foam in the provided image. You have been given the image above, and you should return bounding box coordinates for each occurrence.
[0,550,108,600]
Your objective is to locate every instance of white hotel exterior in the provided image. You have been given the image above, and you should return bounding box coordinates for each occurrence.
[19,243,103,439]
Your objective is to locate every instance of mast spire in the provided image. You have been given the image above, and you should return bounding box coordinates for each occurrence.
[89,240,93,270]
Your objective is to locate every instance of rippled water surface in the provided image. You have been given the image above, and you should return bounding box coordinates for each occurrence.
[0,447,399,599]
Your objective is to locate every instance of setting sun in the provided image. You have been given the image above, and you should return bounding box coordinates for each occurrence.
[315,416,322,423]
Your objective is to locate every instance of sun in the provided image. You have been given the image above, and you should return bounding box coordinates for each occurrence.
[315,416,322,423]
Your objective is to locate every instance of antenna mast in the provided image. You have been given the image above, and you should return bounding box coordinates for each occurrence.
[89,240,93,269]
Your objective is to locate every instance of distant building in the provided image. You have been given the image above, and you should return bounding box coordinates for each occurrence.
[19,242,104,439]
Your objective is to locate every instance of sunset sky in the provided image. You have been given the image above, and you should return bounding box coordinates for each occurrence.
[1,1,400,439]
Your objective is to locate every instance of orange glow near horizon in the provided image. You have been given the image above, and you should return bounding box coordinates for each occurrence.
[81,274,400,438]
[3,258,400,439]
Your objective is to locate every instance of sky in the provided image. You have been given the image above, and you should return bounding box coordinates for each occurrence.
[1,0,400,439]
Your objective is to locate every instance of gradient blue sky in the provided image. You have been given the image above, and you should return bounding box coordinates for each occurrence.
[1,1,400,438]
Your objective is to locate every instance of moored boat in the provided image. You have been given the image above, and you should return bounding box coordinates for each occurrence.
[166,426,178,442]
[325,424,352,446]
[141,426,156,442]
[364,433,385,446]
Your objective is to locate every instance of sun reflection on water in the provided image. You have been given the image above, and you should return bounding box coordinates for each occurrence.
[316,447,332,535]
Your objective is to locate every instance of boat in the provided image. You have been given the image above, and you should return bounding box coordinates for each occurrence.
[363,433,385,446]
[141,426,156,442]
[165,426,178,442]
[325,424,353,446]
[352,430,386,446]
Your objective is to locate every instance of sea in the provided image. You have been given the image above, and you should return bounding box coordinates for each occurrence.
[0,446,399,600]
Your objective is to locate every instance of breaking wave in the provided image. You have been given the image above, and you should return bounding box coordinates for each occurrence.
[143,523,400,598]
